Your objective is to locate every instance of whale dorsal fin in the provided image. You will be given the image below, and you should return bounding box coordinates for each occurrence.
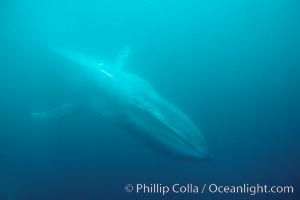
[114,46,131,71]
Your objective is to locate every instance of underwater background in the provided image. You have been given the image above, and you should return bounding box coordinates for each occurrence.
[0,0,299,199]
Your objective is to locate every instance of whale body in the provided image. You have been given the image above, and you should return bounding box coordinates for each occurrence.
[33,47,210,161]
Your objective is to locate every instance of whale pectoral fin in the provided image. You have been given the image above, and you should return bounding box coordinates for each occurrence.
[51,45,130,73]
[31,103,77,120]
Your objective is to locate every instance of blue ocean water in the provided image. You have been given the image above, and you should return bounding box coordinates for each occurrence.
[0,0,299,199]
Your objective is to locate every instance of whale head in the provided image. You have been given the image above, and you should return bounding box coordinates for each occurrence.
[115,73,210,161]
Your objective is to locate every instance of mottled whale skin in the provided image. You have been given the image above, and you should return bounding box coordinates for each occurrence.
[33,47,210,161]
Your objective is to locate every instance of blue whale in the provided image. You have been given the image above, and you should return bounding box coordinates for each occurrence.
[32,47,210,161]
